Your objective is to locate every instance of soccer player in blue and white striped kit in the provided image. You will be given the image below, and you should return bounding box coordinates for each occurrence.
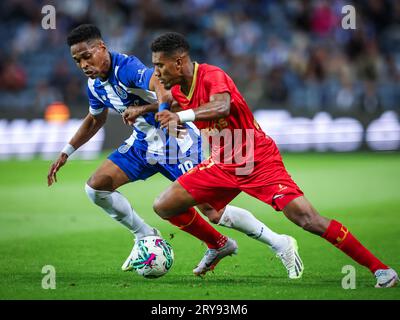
[47,24,303,278]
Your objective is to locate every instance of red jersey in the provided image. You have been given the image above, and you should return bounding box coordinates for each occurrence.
[171,63,276,168]
[174,63,304,210]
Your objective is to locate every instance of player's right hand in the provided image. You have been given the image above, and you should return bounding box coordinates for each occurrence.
[156,110,181,137]
[47,153,68,186]
[122,105,145,126]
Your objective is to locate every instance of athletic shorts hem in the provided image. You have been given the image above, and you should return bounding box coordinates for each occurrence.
[107,154,135,181]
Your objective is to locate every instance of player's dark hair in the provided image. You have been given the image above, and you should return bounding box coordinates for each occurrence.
[151,32,190,56]
[67,24,102,47]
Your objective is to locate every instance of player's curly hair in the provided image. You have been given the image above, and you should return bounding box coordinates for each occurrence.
[151,32,190,56]
[67,24,102,47]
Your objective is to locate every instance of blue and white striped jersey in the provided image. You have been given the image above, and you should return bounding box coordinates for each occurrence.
[86,52,199,158]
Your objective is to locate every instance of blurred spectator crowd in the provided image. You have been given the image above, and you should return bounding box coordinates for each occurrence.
[1,0,400,119]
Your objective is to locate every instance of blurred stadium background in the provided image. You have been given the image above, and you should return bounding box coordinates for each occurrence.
[0,0,399,300]
[0,0,399,159]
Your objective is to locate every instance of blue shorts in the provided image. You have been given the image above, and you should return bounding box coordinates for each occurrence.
[108,143,202,182]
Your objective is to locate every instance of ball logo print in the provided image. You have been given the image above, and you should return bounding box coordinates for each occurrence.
[130,236,174,278]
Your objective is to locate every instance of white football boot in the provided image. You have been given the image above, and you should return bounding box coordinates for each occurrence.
[193,237,238,276]
[276,235,304,279]
[121,228,161,271]
[374,268,399,288]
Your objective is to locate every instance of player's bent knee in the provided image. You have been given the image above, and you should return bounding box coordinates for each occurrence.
[153,193,193,219]
[152,197,172,219]
[153,199,180,219]
[86,175,114,191]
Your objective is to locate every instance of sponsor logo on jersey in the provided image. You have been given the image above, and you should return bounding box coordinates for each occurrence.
[118,144,131,154]
[114,85,128,99]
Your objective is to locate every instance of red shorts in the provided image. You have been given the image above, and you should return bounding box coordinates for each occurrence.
[177,140,304,212]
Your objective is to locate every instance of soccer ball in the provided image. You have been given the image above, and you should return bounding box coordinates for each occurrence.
[130,236,174,278]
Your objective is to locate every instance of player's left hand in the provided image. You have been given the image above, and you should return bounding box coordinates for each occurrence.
[156,110,180,133]
[47,153,68,186]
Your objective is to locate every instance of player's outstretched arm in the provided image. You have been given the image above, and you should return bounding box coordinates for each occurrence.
[47,153,68,186]
[156,93,230,129]
[47,109,108,186]
[191,92,231,120]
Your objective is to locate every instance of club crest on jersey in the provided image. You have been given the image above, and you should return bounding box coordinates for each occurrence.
[114,85,128,99]
[118,144,131,154]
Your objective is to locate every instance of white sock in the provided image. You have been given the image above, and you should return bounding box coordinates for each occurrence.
[85,184,155,239]
[218,205,288,253]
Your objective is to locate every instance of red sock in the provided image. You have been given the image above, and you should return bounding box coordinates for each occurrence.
[167,207,227,249]
[322,219,388,273]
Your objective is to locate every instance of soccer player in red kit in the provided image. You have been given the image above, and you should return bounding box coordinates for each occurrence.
[151,32,398,287]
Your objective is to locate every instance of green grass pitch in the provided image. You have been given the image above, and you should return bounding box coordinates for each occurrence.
[0,152,399,300]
